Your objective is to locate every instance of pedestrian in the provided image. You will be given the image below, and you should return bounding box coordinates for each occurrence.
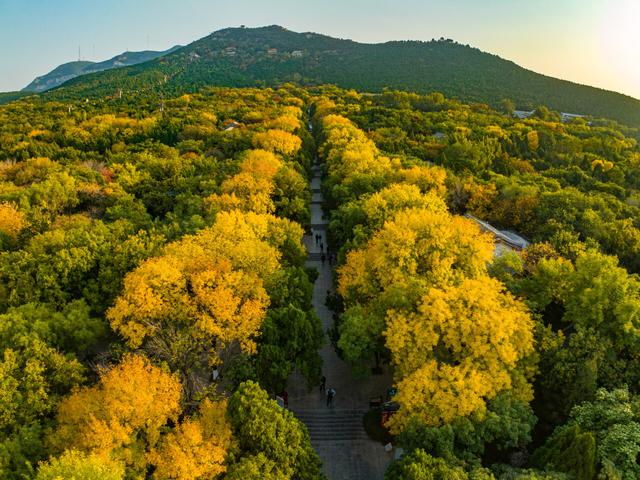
[283,390,289,408]
[326,387,336,407]
[320,242,324,252]
[320,375,326,392]
[321,253,326,264]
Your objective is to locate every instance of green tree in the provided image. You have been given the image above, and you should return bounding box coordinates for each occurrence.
[385,449,470,480]
[0,338,85,479]
[227,381,323,480]
[536,387,640,480]
[532,425,596,480]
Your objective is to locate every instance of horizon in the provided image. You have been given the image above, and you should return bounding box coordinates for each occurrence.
[0,0,639,100]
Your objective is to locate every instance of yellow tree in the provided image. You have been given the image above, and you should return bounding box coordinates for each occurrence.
[337,208,494,305]
[206,149,283,215]
[148,399,232,480]
[49,355,182,472]
[0,202,27,242]
[391,165,448,198]
[336,207,495,371]
[238,149,282,179]
[359,184,447,235]
[329,183,448,250]
[527,130,540,152]
[384,277,534,431]
[252,129,302,157]
[214,173,276,214]
[267,114,301,133]
[108,211,304,392]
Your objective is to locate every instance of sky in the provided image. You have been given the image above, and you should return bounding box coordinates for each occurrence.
[1,0,639,98]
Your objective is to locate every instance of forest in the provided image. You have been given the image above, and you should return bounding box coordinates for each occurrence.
[1,83,640,479]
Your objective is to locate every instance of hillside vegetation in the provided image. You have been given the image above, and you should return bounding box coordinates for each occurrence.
[42,25,640,127]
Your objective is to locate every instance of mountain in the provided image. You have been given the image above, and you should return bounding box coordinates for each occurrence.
[22,46,181,92]
[42,26,640,126]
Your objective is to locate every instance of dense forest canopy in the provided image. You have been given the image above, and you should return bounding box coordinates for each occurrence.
[1,82,640,479]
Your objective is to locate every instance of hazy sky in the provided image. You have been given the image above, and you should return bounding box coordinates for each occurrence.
[1,0,639,98]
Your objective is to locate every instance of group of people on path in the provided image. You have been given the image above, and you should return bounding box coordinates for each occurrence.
[320,375,336,407]
[313,231,336,265]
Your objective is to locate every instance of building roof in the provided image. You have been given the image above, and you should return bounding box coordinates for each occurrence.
[464,213,530,253]
[513,110,535,119]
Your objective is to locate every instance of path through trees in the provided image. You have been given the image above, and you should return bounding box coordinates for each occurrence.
[287,156,394,480]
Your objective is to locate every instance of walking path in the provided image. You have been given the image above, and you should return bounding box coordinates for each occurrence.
[287,159,394,480]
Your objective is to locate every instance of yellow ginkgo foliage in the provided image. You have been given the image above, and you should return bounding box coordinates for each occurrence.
[108,210,304,374]
[391,165,447,198]
[218,172,276,214]
[252,129,302,156]
[50,355,182,468]
[384,277,534,432]
[109,254,268,354]
[206,149,283,215]
[359,184,447,233]
[239,149,283,179]
[321,115,389,184]
[267,114,302,132]
[0,202,27,240]
[337,208,494,304]
[148,399,232,480]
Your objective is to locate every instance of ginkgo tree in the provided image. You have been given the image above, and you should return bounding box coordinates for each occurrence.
[0,201,27,247]
[206,149,283,215]
[48,354,184,474]
[337,207,494,306]
[385,277,534,431]
[107,210,306,395]
[47,354,233,479]
[252,129,302,157]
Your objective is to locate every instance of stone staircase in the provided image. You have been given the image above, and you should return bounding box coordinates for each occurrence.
[293,409,370,443]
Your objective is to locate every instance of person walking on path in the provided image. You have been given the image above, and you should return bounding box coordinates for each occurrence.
[326,387,336,407]
[320,375,326,392]
[320,242,324,252]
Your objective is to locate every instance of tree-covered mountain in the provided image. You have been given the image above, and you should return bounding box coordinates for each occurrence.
[22,46,181,92]
[44,25,640,127]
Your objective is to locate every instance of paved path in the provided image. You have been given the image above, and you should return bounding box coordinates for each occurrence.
[287,160,394,480]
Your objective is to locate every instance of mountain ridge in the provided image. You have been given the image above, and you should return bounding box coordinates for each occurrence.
[22,45,182,93]
[16,25,640,126]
